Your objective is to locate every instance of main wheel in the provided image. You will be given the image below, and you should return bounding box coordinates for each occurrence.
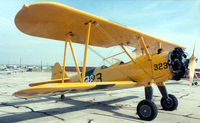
[161,94,178,111]
[137,100,158,121]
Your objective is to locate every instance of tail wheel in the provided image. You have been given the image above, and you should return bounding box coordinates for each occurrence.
[61,94,65,99]
[161,94,178,111]
[137,100,158,121]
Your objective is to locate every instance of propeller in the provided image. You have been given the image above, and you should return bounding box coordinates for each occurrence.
[189,42,197,85]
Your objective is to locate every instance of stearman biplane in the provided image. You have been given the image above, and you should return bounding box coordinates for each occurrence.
[13,2,197,121]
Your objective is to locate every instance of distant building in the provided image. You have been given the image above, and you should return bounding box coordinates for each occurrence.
[65,66,95,72]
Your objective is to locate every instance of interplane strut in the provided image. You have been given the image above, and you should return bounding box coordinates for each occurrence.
[62,38,68,83]
[81,22,92,83]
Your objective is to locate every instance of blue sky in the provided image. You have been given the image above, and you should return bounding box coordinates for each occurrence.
[0,0,199,67]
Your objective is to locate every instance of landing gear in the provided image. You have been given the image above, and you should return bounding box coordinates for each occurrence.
[60,94,65,99]
[157,85,178,111]
[136,82,179,121]
[161,94,178,111]
[137,100,157,121]
[137,86,158,121]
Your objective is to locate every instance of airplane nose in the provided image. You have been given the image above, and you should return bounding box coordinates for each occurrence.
[168,47,189,80]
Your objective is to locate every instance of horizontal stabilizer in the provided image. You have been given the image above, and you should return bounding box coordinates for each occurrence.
[13,81,137,97]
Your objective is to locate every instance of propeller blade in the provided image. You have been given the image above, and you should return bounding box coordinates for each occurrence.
[189,56,196,84]
[189,42,197,85]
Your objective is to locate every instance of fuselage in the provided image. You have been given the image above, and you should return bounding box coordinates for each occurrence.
[71,52,172,85]
[71,47,189,87]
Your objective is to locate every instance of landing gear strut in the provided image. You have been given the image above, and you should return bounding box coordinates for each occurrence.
[137,86,158,121]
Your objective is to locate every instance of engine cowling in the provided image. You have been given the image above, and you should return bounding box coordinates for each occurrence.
[168,47,189,80]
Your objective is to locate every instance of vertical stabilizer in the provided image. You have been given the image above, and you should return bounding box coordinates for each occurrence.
[51,62,69,80]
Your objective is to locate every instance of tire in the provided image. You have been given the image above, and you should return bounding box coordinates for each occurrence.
[61,94,65,99]
[137,100,158,121]
[161,94,178,111]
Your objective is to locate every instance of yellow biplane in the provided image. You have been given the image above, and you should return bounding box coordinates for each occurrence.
[13,2,197,121]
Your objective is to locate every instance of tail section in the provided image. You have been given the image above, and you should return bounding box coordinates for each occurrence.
[51,62,70,80]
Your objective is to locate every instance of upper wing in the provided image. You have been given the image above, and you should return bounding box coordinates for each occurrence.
[15,2,185,53]
[13,81,137,97]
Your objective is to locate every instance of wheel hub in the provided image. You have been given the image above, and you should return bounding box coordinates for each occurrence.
[140,105,152,118]
[164,98,173,108]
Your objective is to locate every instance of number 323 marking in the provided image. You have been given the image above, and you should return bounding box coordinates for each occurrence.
[154,62,168,71]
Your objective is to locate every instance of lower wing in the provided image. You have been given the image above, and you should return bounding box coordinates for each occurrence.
[13,81,137,97]
[29,78,72,87]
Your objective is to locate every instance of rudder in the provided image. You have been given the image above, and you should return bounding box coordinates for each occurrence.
[51,62,70,80]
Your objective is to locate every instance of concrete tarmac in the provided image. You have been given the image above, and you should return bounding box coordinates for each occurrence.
[0,72,200,123]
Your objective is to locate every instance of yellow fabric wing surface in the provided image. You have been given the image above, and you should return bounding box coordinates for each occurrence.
[13,81,137,97]
[29,78,71,87]
[15,2,185,53]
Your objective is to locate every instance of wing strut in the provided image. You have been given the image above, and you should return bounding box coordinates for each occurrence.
[139,37,152,60]
[81,22,92,83]
[68,35,82,82]
[62,38,68,83]
[158,42,162,49]
[103,51,125,61]
[120,44,136,63]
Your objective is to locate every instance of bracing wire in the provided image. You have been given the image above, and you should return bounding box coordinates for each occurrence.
[94,22,152,78]
[88,46,112,65]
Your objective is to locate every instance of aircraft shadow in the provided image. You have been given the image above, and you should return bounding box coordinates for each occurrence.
[0,94,140,122]
[0,92,105,107]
